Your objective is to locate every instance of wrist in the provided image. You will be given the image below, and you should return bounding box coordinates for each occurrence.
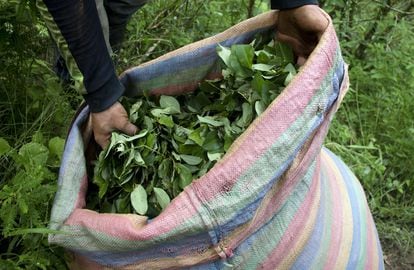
[84,75,124,113]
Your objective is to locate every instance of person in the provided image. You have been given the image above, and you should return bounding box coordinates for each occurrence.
[40,0,328,148]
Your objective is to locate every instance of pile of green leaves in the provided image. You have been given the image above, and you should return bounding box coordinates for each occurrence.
[91,36,296,217]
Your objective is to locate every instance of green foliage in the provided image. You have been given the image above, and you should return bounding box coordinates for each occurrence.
[92,38,295,217]
[324,0,414,263]
[0,135,67,269]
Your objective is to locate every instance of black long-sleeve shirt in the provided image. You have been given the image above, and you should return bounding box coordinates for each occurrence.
[41,0,317,112]
[271,0,317,9]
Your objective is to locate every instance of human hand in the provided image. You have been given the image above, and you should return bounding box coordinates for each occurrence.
[91,101,138,148]
[277,5,328,65]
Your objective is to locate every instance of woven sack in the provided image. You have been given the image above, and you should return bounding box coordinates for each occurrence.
[49,10,384,269]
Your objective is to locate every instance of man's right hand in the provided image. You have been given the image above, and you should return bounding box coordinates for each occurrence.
[91,101,138,149]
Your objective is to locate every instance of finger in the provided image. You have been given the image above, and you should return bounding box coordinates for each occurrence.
[276,32,302,53]
[124,122,138,136]
[118,121,138,136]
[296,56,307,66]
[277,32,311,59]
[277,32,310,65]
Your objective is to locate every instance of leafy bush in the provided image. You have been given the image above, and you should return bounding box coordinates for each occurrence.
[0,136,67,269]
[324,0,414,262]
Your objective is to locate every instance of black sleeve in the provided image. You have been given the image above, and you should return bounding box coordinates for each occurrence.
[42,0,124,113]
[271,0,318,10]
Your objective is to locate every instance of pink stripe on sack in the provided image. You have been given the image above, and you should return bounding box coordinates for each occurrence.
[193,27,339,201]
[259,158,321,269]
[66,188,204,241]
[67,210,150,240]
[322,155,344,270]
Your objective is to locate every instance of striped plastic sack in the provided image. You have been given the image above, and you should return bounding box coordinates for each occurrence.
[49,10,384,269]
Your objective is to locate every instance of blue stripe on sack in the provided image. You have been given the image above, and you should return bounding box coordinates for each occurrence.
[188,263,218,270]
[72,232,213,267]
[120,28,272,84]
[290,168,326,269]
[328,62,344,108]
[323,148,363,270]
[375,225,385,270]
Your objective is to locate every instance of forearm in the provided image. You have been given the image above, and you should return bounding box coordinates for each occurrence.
[270,0,318,10]
[40,0,123,112]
